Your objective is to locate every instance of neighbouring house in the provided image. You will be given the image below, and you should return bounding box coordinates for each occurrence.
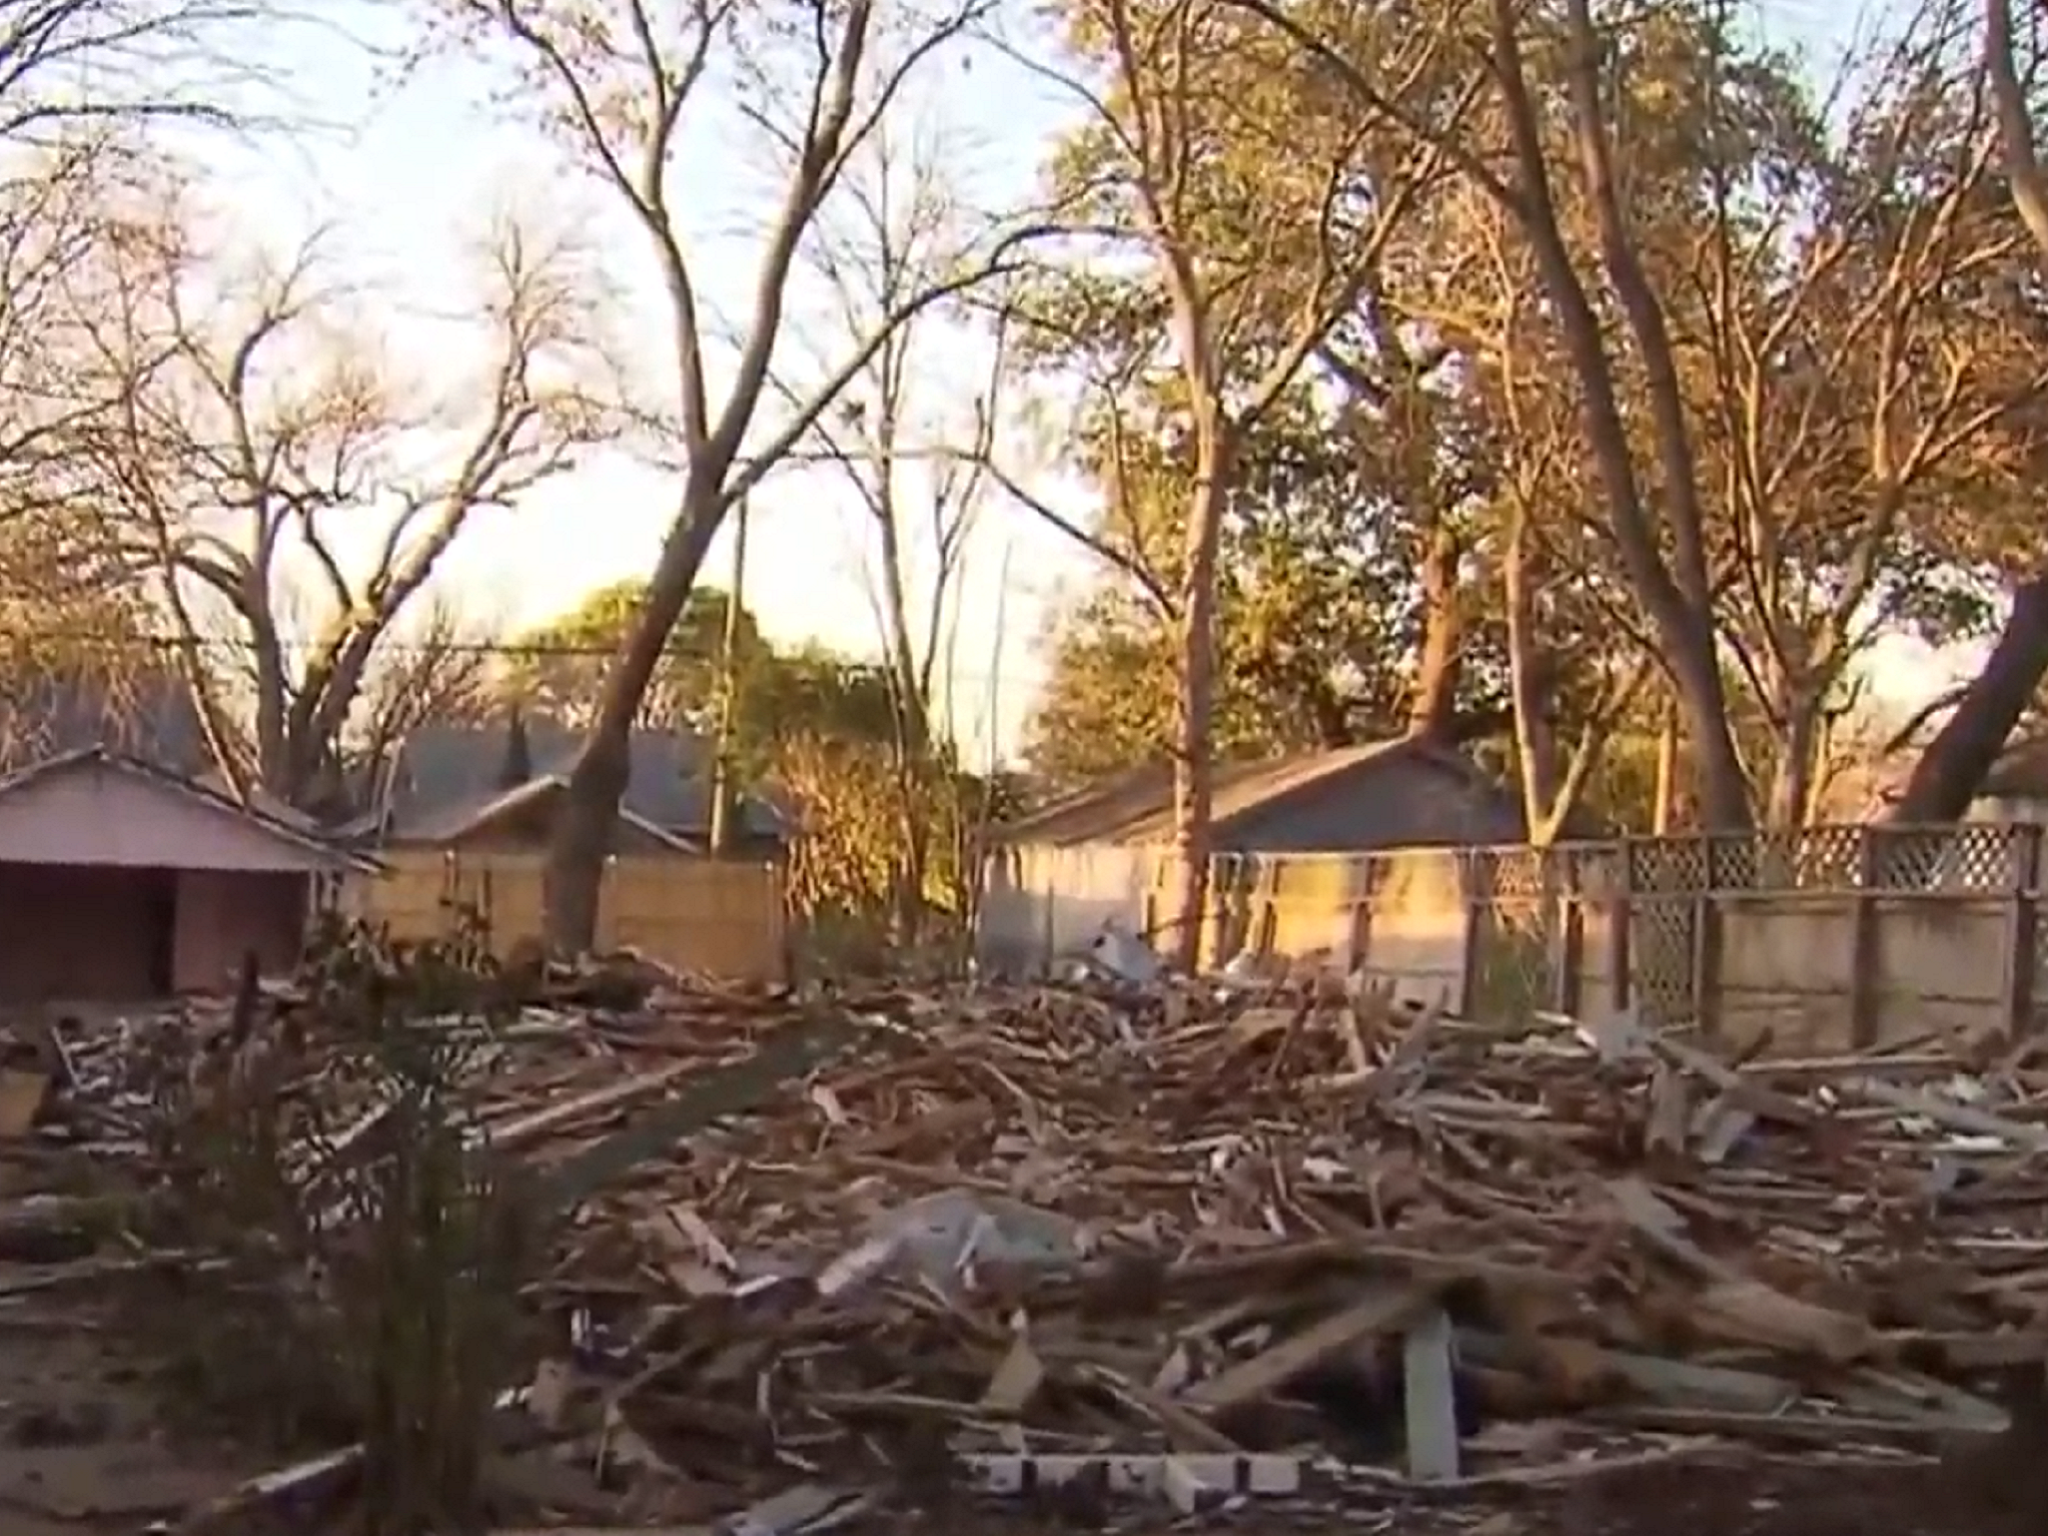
[1841,738,2048,826]
[1956,737,2048,825]
[997,738,1545,853]
[0,748,377,1003]
[359,719,788,856]
[980,738,1561,971]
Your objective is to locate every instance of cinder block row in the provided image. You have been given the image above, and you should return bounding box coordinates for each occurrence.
[960,1452,1304,1513]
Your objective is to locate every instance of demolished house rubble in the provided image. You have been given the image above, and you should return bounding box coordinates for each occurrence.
[6,952,2048,1533]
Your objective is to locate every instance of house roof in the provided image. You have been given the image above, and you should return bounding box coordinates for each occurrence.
[377,720,787,842]
[0,748,381,871]
[1001,738,1518,847]
[394,773,704,852]
[1980,736,2048,800]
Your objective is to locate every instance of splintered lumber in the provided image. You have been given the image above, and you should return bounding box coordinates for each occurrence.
[1691,1280,1872,1364]
[1179,1282,1437,1410]
[15,955,2048,1514]
[528,1012,876,1212]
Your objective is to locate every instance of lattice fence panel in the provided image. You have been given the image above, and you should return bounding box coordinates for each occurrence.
[1478,847,1549,901]
[1567,844,1625,898]
[1630,838,1708,894]
[2031,918,2048,1029]
[1864,825,2024,891]
[1627,897,1692,1026]
[1471,899,1555,1017]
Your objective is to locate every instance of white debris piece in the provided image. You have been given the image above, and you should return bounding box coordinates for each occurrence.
[1082,921,1163,984]
[814,1188,1085,1299]
[962,1452,1303,1507]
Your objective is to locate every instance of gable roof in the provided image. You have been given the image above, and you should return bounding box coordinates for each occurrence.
[1001,739,1522,847]
[376,720,787,842]
[393,773,703,852]
[192,770,327,835]
[0,748,380,871]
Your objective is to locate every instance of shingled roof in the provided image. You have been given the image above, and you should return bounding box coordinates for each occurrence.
[1000,738,1547,849]
[373,719,787,843]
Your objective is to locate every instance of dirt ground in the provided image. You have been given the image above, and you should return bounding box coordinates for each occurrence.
[0,1302,270,1534]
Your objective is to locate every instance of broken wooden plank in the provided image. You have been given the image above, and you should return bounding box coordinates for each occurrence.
[1179,1283,1438,1411]
[1845,1077,2048,1153]
[1403,1307,1462,1482]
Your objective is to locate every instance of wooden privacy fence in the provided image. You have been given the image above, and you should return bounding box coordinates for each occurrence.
[979,822,2048,1054]
[343,850,789,983]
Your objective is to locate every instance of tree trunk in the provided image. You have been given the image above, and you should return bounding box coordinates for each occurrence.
[1888,571,2048,822]
[1764,696,1820,832]
[1489,0,1752,833]
[1406,524,1463,741]
[1891,8,2048,827]
[544,491,728,950]
[1168,432,1231,970]
[1652,704,1678,834]
[878,530,931,950]
[1503,516,1561,840]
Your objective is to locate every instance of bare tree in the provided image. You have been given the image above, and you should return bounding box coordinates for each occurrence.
[791,113,999,939]
[0,0,302,141]
[65,203,602,810]
[438,0,1034,948]
[0,0,321,536]
[1487,279,1647,845]
[1685,15,2037,828]
[0,136,134,522]
[350,596,496,810]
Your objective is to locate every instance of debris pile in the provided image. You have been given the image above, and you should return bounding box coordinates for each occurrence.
[7,955,2048,1528]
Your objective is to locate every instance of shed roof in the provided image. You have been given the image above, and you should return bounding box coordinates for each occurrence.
[1001,738,1517,848]
[0,749,380,872]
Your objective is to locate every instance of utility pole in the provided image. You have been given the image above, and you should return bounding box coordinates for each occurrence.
[707,496,750,856]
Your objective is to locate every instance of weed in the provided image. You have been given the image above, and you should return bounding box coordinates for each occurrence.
[136,918,549,1535]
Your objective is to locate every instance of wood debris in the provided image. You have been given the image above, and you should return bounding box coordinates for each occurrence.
[8,962,2048,1527]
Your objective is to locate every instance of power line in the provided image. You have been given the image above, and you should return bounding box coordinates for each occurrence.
[4,627,1045,688]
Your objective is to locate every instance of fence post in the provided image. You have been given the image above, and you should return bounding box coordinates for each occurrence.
[1613,839,1636,1013]
[1691,834,1724,1038]
[1203,856,1229,968]
[1551,849,1584,1015]
[1345,854,1375,973]
[1456,850,1487,1015]
[1847,828,1881,1048]
[1252,857,1280,959]
[600,854,623,951]
[2004,824,2042,1035]
[1042,869,1059,972]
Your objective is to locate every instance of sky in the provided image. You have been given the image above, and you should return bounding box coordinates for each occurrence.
[186,0,1963,766]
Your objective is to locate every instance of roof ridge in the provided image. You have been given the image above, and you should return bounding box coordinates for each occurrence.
[1001,737,1507,848]
[0,748,377,870]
